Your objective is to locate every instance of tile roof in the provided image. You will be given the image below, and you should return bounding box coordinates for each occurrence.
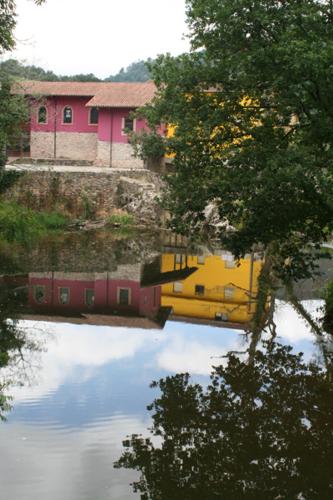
[12,80,107,97]
[12,80,157,107]
[86,81,156,108]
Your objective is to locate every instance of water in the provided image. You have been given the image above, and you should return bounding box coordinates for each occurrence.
[0,231,332,499]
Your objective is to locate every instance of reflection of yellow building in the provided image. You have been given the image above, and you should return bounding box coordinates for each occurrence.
[161,251,263,328]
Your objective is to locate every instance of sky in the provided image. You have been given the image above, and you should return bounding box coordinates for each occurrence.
[6,0,190,79]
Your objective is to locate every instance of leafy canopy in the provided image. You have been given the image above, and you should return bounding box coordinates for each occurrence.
[141,0,333,275]
[116,342,333,499]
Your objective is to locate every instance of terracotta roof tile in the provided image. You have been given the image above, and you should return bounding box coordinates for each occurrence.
[12,80,157,107]
[12,80,107,97]
[86,81,156,108]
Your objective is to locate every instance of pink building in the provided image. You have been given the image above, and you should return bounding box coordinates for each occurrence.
[13,80,157,168]
[25,271,167,329]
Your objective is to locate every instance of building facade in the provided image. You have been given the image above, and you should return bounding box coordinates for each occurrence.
[13,80,157,168]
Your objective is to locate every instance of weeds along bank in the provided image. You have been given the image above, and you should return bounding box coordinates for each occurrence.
[1,169,164,226]
[0,170,66,243]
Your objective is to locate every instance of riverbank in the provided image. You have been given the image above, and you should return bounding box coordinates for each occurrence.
[3,166,164,226]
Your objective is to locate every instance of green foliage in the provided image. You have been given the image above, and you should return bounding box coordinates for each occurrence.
[142,0,333,280]
[128,129,165,161]
[116,342,333,499]
[105,59,152,82]
[322,279,333,334]
[81,193,95,220]
[0,59,101,82]
[0,0,16,54]
[0,57,153,83]
[108,213,135,226]
[0,78,29,167]
[0,1,45,55]
[0,284,43,421]
[0,169,22,194]
[0,201,68,242]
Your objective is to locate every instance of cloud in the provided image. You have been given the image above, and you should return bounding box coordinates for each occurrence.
[274,299,323,343]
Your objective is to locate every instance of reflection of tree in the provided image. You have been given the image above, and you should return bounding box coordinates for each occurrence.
[116,343,333,499]
[0,286,44,420]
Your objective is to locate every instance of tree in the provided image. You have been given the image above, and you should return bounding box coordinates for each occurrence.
[0,80,28,167]
[0,0,45,54]
[0,1,46,166]
[105,59,152,82]
[139,0,333,280]
[115,342,333,499]
[0,283,43,421]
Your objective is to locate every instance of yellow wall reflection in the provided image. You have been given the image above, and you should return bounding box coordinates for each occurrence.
[161,251,263,327]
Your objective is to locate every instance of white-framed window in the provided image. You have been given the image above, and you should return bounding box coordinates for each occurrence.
[89,107,99,125]
[225,260,237,269]
[175,254,183,264]
[224,287,235,299]
[62,106,73,124]
[221,251,237,268]
[117,287,131,305]
[59,287,70,305]
[173,282,183,293]
[215,312,228,321]
[37,106,48,124]
[121,116,136,135]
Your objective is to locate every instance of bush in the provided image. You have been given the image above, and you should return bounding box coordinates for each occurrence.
[0,170,22,194]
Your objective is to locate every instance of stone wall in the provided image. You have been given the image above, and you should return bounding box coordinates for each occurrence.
[31,131,98,161]
[56,132,97,161]
[96,141,144,168]
[2,170,163,223]
[111,143,144,169]
[31,131,54,158]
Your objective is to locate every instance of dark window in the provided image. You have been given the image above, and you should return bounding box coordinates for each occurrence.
[123,116,134,132]
[34,285,45,304]
[195,285,205,296]
[89,107,99,124]
[118,288,130,305]
[63,107,73,124]
[85,289,94,306]
[38,106,47,124]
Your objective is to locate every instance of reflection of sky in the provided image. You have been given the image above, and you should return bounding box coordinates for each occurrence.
[0,299,324,500]
[5,299,324,426]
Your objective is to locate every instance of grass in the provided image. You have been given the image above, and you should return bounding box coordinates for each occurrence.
[0,201,68,243]
[108,213,135,226]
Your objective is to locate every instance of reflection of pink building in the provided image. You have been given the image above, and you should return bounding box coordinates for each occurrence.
[22,265,170,329]
[13,81,157,168]
[29,271,160,317]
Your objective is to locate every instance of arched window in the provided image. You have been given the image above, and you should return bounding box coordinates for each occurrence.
[89,107,99,125]
[38,106,48,124]
[63,106,73,124]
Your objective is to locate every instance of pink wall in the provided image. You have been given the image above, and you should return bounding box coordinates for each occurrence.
[31,97,98,134]
[97,108,149,143]
[29,277,161,317]
[31,98,154,144]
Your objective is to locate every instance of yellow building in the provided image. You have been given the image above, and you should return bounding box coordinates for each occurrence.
[161,251,263,328]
